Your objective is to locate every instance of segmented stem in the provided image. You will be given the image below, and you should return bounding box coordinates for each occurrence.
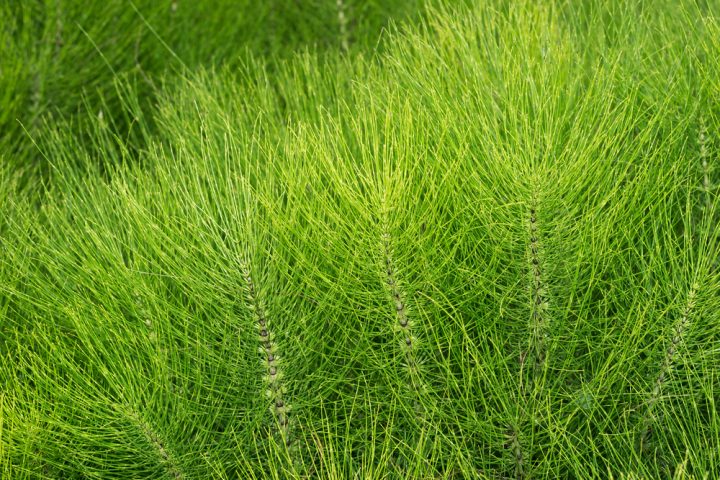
[508,203,548,478]
[527,205,548,376]
[30,72,42,129]
[336,0,350,52]
[127,411,184,480]
[240,261,292,439]
[54,0,63,56]
[382,232,418,370]
[699,115,712,208]
[382,230,427,419]
[508,426,525,480]
[640,287,698,449]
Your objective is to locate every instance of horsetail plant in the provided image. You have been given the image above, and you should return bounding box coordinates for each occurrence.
[335,0,351,53]
[126,409,185,480]
[381,226,422,398]
[239,260,293,441]
[698,114,714,210]
[1,0,720,478]
[525,202,549,381]
[639,286,699,452]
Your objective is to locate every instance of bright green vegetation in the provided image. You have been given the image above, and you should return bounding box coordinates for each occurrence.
[1,1,719,478]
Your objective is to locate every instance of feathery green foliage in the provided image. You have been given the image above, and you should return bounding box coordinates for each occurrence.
[1,0,719,478]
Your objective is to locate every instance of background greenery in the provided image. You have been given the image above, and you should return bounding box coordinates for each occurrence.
[1,0,718,478]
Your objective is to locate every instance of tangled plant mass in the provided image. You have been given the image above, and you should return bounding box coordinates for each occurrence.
[0,1,719,478]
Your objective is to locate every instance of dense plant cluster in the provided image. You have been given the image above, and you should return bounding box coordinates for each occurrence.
[1,1,719,478]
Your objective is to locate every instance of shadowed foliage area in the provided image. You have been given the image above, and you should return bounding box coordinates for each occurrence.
[1,0,448,178]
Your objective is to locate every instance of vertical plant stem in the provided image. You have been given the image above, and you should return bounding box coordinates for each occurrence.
[240,260,292,441]
[126,409,184,480]
[527,203,548,379]
[54,0,63,58]
[699,115,712,209]
[508,426,525,480]
[381,227,427,415]
[336,0,350,53]
[509,199,549,479]
[30,71,43,131]
[639,286,698,450]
